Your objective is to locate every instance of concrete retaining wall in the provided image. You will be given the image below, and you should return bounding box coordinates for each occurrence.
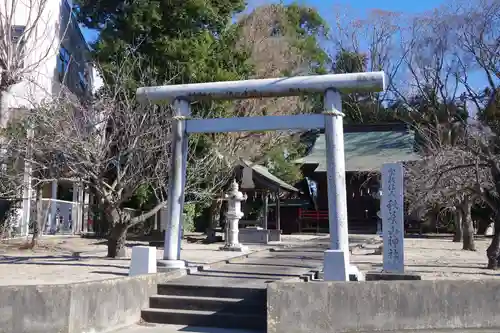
[268,280,500,333]
[0,270,185,333]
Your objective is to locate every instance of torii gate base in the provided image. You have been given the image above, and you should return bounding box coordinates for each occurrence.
[137,72,386,281]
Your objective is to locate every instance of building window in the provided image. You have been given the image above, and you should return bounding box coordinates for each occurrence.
[57,47,71,82]
[78,72,85,90]
[11,25,26,66]
[78,70,89,91]
[11,25,25,43]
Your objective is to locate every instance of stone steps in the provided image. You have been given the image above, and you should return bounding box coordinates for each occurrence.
[157,283,266,299]
[141,308,266,330]
[141,284,267,331]
[149,294,265,314]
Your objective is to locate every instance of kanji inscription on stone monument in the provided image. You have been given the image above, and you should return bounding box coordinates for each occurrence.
[381,162,405,273]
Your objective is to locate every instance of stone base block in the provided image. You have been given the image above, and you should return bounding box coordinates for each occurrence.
[157,259,186,271]
[348,265,365,281]
[239,228,269,244]
[238,228,282,244]
[129,246,157,277]
[323,249,349,281]
[269,229,281,242]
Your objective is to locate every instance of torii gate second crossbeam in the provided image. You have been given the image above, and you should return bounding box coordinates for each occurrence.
[136,71,386,281]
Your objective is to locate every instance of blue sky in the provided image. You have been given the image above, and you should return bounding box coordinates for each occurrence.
[82,0,446,43]
[305,0,446,15]
[245,0,447,22]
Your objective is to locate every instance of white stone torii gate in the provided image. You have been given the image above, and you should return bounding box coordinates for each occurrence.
[136,71,386,281]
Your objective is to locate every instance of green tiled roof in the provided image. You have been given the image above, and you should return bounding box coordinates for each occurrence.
[295,131,420,172]
[240,159,299,192]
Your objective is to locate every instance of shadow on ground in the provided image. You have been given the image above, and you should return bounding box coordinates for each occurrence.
[0,254,129,270]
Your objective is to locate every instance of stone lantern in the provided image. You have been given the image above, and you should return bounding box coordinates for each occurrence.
[220,179,248,252]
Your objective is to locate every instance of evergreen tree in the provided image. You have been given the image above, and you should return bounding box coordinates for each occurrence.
[75,0,252,90]
[331,49,397,123]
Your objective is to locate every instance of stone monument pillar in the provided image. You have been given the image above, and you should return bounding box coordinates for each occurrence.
[220,180,248,252]
[381,163,405,273]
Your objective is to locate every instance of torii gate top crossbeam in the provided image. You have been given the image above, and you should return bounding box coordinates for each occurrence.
[136,71,386,103]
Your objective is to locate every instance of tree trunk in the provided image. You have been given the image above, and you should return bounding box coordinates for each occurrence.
[206,197,223,243]
[461,197,476,251]
[31,185,44,248]
[453,209,463,243]
[487,214,500,269]
[107,222,129,258]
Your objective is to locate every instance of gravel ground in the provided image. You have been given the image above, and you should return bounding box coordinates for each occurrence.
[351,236,500,280]
[0,234,321,286]
[0,234,497,285]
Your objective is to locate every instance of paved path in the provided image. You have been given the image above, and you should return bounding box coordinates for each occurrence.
[114,325,499,333]
[167,237,331,288]
[163,235,376,288]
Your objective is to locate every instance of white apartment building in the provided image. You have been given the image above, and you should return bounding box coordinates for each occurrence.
[1,0,97,110]
[1,0,101,236]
